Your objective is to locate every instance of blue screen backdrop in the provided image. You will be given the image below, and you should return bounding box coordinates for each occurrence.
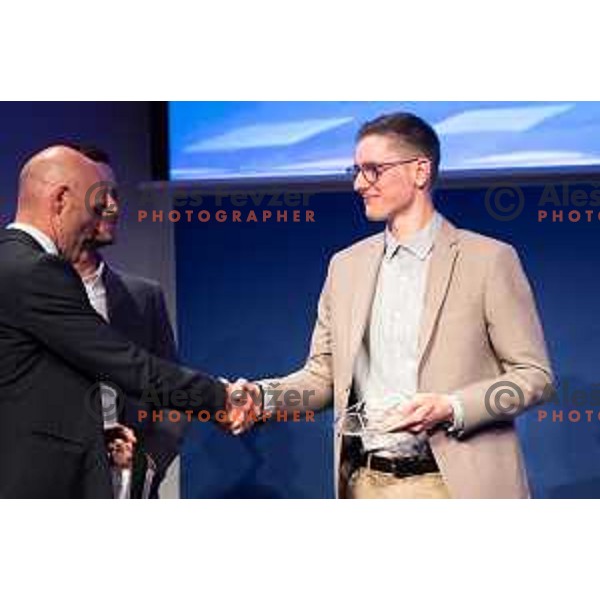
[169,101,600,180]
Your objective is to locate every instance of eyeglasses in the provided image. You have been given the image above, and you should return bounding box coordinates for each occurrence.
[346,157,421,184]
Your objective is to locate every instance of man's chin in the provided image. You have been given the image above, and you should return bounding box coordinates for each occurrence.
[364,209,388,222]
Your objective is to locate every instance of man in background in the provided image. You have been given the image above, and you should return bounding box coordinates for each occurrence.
[69,144,187,498]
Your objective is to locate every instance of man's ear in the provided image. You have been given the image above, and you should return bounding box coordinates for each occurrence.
[51,184,69,216]
[415,158,432,190]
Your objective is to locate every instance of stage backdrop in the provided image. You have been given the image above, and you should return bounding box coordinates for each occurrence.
[175,174,600,499]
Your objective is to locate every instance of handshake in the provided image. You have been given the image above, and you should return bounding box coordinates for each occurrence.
[222,378,264,435]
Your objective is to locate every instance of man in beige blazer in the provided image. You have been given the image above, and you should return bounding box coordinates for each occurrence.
[239,112,553,499]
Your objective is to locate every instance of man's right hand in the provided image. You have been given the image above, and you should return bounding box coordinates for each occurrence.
[224,378,263,435]
[105,424,136,469]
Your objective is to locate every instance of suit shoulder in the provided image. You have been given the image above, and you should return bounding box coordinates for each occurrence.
[456,228,517,259]
[108,267,164,297]
[0,244,83,318]
[0,237,63,281]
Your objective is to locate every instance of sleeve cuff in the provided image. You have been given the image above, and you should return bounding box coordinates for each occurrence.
[446,394,465,436]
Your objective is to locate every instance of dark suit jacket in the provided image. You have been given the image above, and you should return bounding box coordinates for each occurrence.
[102,264,187,497]
[0,228,225,498]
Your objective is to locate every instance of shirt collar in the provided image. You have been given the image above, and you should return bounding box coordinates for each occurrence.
[82,260,106,287]
[384,211,442,261]
[6,222,59,255]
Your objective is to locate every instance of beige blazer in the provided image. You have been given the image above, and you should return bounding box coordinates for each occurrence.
[262,217,553,498]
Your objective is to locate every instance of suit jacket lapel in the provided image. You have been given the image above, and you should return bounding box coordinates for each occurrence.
[102,264,121,325]
[417,218,460,370]
[346,233,385,367]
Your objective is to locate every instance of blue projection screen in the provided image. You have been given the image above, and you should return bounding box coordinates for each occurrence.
[169,101,600,181]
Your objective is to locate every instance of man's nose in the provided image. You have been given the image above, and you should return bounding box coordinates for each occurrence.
[353,169,371,194]
[105,196,119,217]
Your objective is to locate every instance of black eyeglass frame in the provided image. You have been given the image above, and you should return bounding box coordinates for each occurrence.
[346,157,425,184]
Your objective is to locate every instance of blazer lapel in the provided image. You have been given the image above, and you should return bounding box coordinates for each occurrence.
[102,264,122,325]
[417,218,460,370]
[346,233,385,366]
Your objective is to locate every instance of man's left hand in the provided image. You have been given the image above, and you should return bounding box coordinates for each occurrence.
[381,393,454,434]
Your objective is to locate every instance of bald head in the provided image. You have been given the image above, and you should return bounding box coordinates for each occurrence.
[15,145,105,262]
[18,146,98,210]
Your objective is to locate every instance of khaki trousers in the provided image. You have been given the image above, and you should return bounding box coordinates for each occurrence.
[348,468,451,499]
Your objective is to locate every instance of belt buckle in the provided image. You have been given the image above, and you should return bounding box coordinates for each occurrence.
[365,452,394,474]
[365,452,387,473]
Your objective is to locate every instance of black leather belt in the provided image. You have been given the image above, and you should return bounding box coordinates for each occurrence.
[358,452,439,478]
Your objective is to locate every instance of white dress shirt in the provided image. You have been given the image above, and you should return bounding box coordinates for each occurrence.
[353,212,464,456]
[354,213,441,455]
[78,261,131,498]
[81,261,108,321]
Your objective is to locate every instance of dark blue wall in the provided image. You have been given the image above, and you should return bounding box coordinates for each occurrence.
[175,177,600,498]
[0,101,151,214]
[175,189,371,498]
